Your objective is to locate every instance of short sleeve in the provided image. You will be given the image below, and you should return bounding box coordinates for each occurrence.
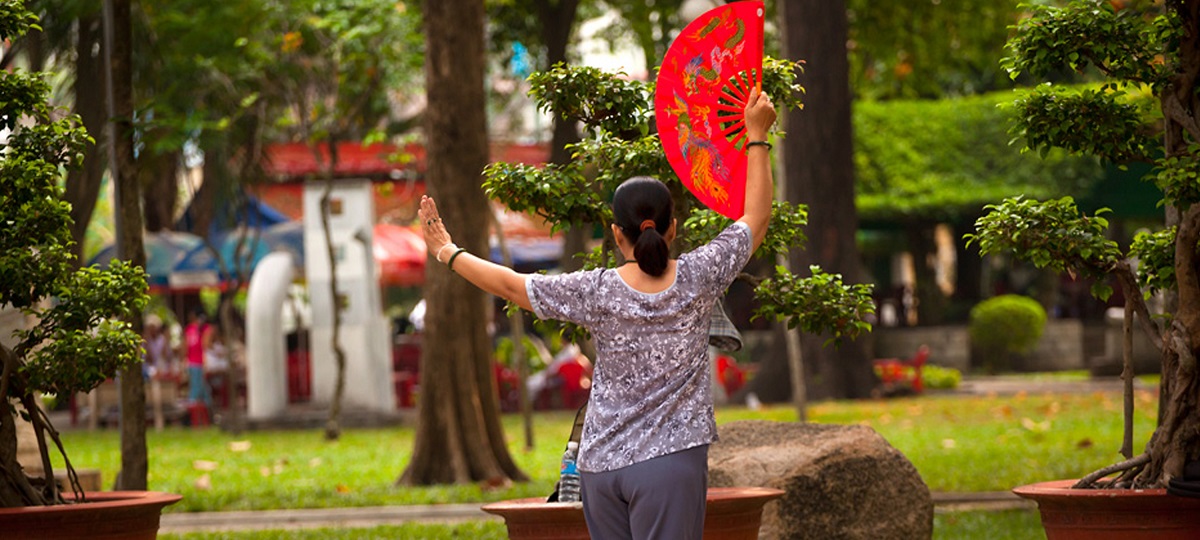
[526,268,605,326]
[683,221,752,293]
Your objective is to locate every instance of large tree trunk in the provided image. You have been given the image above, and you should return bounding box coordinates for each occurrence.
[537,0,586,274]
[107,0,148,491]
[399,0,527,486]
[1118,0,1200,489]
[774,0,876,400]
[140,150,180,232]
[65,13,107,263]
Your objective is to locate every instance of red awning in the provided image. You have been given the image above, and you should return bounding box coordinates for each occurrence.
[373,223,425,287]
[262,141,547,180]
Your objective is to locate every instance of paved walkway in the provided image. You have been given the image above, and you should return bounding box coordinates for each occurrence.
[159,503,503,533]
[154,376,1115,532]
[158,492,1034,533]
[952,374,1148,396]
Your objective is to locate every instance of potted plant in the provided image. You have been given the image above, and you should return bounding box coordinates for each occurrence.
[0,3,180,536]
[967,1,1200,537]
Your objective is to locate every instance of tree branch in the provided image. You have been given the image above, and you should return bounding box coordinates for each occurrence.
[1113,260,1164,350]
[1074,452,1151,488]
[1120,299,1134,459]
[1162,92,1200,145]
[1174,205,1200,345]
[1170,319,1197,375]
[19,393,60,504]
[736,271,764,287]
[34,405,81,501]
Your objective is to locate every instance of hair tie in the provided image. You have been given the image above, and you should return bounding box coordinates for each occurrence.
[639,219,657,232]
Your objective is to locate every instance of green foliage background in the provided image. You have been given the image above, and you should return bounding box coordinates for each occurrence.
[855,91,1104,223]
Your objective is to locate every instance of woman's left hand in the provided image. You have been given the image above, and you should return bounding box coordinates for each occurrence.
[418,195,455,262]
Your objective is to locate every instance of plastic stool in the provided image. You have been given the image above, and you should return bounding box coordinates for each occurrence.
[188,402,210,427]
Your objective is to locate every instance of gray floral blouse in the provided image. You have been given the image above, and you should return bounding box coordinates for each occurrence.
[526,222,752,472]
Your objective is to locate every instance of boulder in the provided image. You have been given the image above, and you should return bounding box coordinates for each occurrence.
[709,420,932,540]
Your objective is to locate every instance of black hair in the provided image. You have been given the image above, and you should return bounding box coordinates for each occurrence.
[612,176,674,277]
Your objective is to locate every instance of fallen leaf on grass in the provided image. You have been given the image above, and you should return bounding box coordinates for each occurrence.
[336,484,352,493]
[194,474,212,491]
[941,439,956,449]
[228,441,252,452]
[1020,417,1051,432]
[193,460,219,471]
[1077,438,1094,449]
[309,458,323,468]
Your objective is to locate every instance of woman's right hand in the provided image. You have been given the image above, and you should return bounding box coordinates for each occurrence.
[744,88,776,140]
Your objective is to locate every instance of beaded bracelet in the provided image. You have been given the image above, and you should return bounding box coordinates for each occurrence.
[447,248,468,272]
[436,243,459,264]
[746,140,773,151]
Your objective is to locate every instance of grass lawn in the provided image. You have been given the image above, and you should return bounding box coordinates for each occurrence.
[52,387,1156,513]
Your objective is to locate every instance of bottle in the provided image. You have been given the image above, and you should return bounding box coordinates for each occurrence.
[558,441,582,502]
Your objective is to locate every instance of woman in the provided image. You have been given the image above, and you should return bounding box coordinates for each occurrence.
[182,308,214,410]
[418,88,776,539]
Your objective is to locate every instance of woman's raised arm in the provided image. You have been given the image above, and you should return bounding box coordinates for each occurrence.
[738,88,777,252]
[417,195,533,312]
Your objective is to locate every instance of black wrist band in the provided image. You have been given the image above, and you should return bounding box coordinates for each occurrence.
[447,248,468,272]
[747,140,772,151]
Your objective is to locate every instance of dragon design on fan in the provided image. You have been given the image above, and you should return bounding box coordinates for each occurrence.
[654,1,764,220]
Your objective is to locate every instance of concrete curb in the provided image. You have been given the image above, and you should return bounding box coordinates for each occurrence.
[159,503,500,533]
[159,492,1030,533]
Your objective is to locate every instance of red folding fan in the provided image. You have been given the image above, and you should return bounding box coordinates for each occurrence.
[654,1,765,220]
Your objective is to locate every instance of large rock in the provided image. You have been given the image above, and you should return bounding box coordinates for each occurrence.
[709,420,932,540]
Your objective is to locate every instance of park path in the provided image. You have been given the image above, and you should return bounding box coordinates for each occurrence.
[157,492,1033,533]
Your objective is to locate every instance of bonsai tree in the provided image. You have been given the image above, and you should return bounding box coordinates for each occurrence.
[483,62,875,376]
[968,0,1200,489]
[0,3,148,506]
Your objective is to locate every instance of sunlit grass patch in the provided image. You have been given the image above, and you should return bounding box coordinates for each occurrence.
[54,387,1156,511]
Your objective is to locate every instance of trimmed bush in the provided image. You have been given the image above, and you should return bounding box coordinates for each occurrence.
[969,295,1047,373]
[922,365,963,390]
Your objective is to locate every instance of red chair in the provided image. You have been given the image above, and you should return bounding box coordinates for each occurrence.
[286,349,312,403]
[493,363,521,413]
[715,355,745,397]
[392,335,422,408]
[555,358,591,410]
[873,345,929,394]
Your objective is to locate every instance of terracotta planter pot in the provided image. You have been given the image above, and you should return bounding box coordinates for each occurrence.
[1014,479,1200,540]
[481,486,784,539]
[0,491,182,540]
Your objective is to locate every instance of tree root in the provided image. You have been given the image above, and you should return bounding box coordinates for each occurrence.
[1074,453,1152,489]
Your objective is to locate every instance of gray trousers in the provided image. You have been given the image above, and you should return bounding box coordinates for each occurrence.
[580,444,708,540]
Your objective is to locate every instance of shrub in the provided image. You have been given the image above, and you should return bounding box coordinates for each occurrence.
[922,365,963,390]
[969,295,1047,373]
